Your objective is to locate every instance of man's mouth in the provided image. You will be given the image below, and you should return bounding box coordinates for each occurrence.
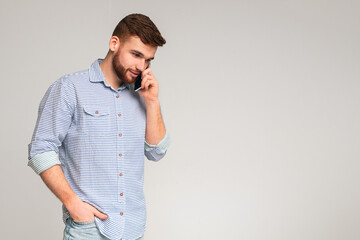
[129,70,140,78]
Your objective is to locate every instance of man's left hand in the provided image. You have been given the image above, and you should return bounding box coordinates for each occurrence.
[138,68,159,103]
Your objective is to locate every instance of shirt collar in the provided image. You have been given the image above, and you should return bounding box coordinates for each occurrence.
[89,59,130,90]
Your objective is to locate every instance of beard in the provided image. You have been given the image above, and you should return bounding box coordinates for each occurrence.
[112,50,136,84]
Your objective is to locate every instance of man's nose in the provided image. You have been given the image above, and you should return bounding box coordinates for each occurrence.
[136,59,146,72]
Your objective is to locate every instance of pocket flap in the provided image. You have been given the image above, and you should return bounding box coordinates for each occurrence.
[83,105,110,116]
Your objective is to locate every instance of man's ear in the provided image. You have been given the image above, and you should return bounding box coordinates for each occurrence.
[109,36,120,52]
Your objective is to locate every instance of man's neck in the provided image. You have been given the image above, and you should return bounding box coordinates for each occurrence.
[99,56,123,90]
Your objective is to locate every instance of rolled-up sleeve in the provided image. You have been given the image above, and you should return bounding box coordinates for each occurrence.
[144,132,170,161]
[28,151,60,174]
[28,78,75,174]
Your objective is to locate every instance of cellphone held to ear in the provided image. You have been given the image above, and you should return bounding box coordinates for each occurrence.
[134,65,149,92]
[134,73,142,92]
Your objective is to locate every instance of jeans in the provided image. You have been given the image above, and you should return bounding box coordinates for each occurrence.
[63,217,144,240]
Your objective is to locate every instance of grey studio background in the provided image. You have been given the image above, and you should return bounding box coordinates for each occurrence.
[0,0,359,239]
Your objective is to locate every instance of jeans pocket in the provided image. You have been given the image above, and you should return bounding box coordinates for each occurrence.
[64,218,102,240]
[71,218,96,228]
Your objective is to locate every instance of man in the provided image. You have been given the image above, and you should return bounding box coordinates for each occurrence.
[28,13,170,240]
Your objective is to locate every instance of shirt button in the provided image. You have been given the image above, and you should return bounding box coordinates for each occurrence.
[116,95,119,98]
[119,173,123,176]
[119,133,122,137]
[119,153,123,157]
[120,212,124,216]
[118,113,122,117]
[95,110,99,114]
[120,193,123,196]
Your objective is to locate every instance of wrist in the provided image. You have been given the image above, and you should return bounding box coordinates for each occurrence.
[144,99,160,107]
[63,195,81,209]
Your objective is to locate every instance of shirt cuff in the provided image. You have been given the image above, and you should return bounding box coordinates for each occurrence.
[145,132,170,154]
[28,151,61,175]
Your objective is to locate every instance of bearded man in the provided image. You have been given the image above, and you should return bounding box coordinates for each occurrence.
[28,13,170,240]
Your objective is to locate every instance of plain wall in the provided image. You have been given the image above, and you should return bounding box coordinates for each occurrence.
[0,0,359,239]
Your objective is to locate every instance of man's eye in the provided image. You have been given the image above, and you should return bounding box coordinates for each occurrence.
[133,53,141,57]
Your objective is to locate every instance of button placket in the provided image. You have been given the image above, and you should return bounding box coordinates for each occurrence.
[115,91,125,205]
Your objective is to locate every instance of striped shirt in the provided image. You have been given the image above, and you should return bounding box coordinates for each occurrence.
[28,59,170,240]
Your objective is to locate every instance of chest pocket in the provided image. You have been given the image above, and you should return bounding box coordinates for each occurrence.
[83,105,111,135]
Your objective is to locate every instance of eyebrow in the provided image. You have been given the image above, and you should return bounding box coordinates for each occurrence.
[131,50,155,61]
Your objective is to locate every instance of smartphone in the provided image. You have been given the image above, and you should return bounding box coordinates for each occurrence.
[134,73,142,92]
[134,65,149,92]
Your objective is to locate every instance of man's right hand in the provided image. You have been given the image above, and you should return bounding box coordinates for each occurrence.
[66,198,108,223]
[39,165,108,223]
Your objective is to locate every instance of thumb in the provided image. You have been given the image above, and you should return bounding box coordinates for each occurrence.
[93,208,108,220]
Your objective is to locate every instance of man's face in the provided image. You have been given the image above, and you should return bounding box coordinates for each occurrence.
[112,35,157,84]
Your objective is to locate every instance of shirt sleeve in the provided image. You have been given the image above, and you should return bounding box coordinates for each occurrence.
[28,78,75,174]
[144,132,170,161]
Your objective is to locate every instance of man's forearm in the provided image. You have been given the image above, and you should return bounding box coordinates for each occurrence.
[40,164,79,208]
[145,99,166,145]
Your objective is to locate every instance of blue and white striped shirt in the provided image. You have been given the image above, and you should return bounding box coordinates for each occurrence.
[28,59,170,240]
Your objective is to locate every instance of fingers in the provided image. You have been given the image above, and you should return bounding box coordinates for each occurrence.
[141,78,157,91]
[82,201,108,220]
[137,68,159,101]
[142,68,152,77]
[92,207,108,220]
[140,70,158,91]
[68,200,108,222]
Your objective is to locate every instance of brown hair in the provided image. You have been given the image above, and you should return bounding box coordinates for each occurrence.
[112,13,166,47]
